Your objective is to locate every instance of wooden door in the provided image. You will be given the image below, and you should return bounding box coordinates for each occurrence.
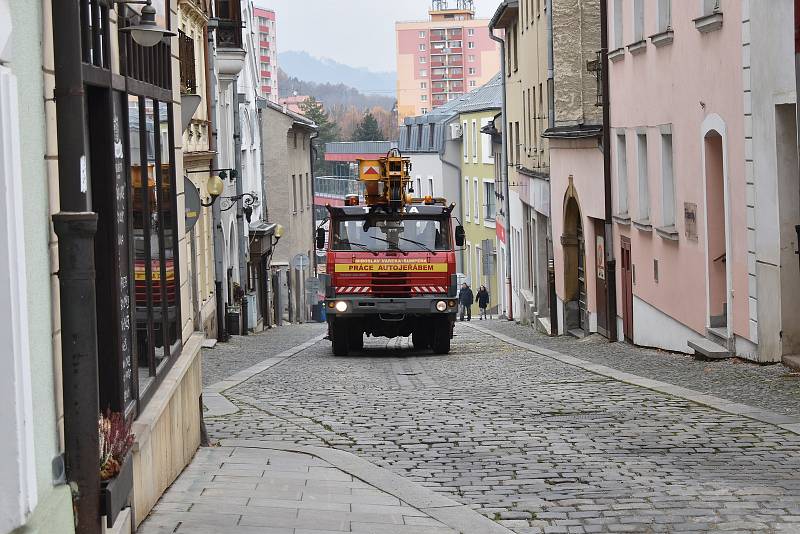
[620,236,633,342]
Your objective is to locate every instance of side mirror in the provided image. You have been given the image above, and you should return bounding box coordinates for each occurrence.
[316,228,326,250]
[455,225,465,247]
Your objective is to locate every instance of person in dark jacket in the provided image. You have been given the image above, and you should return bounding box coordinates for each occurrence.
[475,285,489,320]
[459,283,474,321]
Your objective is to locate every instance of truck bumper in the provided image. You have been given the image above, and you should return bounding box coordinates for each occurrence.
[324,296,458,317]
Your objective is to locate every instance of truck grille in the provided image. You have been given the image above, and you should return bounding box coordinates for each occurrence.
[372,272,411,298]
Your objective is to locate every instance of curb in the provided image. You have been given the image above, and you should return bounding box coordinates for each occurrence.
[203,333,327,417]
[219,439,514,534]
[465,322,800,436]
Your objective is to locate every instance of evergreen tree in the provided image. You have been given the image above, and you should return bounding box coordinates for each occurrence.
[299,96,339,175]
[350,111,385,142]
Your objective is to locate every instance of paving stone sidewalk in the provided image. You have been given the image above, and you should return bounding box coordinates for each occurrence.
[137,443,508,534]
[476,318,800,418]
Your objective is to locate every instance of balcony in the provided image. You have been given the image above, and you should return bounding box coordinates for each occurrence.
[432,86,445,93]
[447,59,463,67]
[431,73,445,80]
[314,176,364,199]
[431,59,445,67]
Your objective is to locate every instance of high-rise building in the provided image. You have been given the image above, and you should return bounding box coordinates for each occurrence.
[395,0,499,123]
[254,7,278,100]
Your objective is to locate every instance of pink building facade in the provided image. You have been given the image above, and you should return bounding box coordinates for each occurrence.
[608,0,799,362]
[254,7,278,100]
[396,0,499,123]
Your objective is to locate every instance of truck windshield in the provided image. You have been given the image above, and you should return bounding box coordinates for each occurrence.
[332,217,451,252]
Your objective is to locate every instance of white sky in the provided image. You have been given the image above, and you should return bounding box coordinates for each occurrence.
[254,0,500,72]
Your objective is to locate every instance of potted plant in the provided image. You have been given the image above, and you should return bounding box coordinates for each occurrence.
[99,410,135,528]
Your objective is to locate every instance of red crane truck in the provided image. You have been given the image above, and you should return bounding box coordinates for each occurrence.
[317,150,465,356]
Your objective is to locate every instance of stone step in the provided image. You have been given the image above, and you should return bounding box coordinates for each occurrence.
[707,326,727,346]
[568,328,587,339]
[689,338,730,360]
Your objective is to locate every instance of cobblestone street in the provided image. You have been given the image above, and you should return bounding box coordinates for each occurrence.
[147,322,800,533]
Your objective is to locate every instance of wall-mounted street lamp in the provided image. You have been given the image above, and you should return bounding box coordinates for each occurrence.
[188,170,260,223]
[114,0,176,47]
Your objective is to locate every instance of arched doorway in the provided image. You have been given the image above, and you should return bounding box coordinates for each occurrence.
[562,189,586,333]
[703,128,730,337]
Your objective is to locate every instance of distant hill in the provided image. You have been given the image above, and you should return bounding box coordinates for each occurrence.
[278,69,396,112]
[279,51,396,97]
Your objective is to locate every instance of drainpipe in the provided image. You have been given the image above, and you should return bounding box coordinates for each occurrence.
[50,1,101,531]
[547,0,555,128]
[489,26,513,321]
[600,0,619,341]
[233,82,248,335]
[207,20,228,342]
[309,131,319,273]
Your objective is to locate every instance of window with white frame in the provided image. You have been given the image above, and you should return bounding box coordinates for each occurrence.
[633,0,644,42]
[468,28,475,36]
[420,81,428,89]
[617,132,629,215]
[419,56,427,64]
[428,177,434,196]
[613,0,624,49]
[421,94,428,101]
[661,131,675,227]
[463,120,469,161]
[637,132,650,221]
[419,31,426,38]
[420,69,428,77]
[468,41,475,49]
[421,107,428,113]
[657,0,672,31]
[472,120,478,161]
[473,178,480,223]
[468,67,476,75]
[464,177,471,219]
[481,118,493,164]
[484,180,496,220]
[292,174,297,213]
[469,80,477,87]
[419,44,426,51]
[468,54,475,62]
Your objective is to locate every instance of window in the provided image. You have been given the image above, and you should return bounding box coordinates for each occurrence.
[419,56,427,64]
[616,133,629,215]
[419,31,426,38]
[633,0,644,42]
[473,178,480,223]
[703,0,720,15]
[420,81,428,89]
[613,0,624,49]
[472,120,478,161]
[428,177,435,196]
[468,54,475,62]
[260,62,268,71]
[419,44,426,51]
[658,0,672,31]
[514,122,521,164]
[530,87,536,151]
[421,107,428,113]
[661,132,675,227]
[129,96,181,397]
[292,174,297,212]
[468,67,476,75]
[178,31,197,94]
[420,69,428,77]
[468,41,475,49]
[421,94,428,101]
[260,47,268,56]
[464,177,471,219]
[508,121,514,165]
[637,133,650,221]
[293,131,297,148]
[463,121,469,161]
[522,91,528,153]
[299,173,304,211]
[484,181,496,220]
[469,80,476,87]
[429,123,436,149]
[468,28,475,36]
[307,173,311,207]
[481,118,493,164]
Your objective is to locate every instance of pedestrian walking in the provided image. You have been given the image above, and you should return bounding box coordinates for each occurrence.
[475,285,489,320]
[459,282,474,321]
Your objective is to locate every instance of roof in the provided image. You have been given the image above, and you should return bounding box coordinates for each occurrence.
[542,124,602,139]
[325,141,398,155]
[489,0,519,30]
[261,99,318,131]
[398,73,503,154]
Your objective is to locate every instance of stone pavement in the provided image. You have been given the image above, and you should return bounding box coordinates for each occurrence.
[141,322,800,533]
[476,319,800,419]
[137,442,506,534]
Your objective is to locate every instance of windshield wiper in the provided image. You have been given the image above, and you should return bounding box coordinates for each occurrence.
[337,239,378,256]
[367,236,409,256]
[398,237,437,255]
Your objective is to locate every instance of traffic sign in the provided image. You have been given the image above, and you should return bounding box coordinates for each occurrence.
[292,253,310,271]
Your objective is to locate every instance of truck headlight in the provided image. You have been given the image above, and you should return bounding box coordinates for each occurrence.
[436,300,447,312]
[335,301,348,312]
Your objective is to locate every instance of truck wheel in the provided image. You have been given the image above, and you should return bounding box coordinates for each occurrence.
[411,330,430,350]
[349,329,364,351]
[331,320,349,357]
[431,320,451,354]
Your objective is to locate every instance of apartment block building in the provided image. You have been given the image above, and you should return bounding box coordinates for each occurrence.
[396,0,499,123]
[254,7,278,100]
